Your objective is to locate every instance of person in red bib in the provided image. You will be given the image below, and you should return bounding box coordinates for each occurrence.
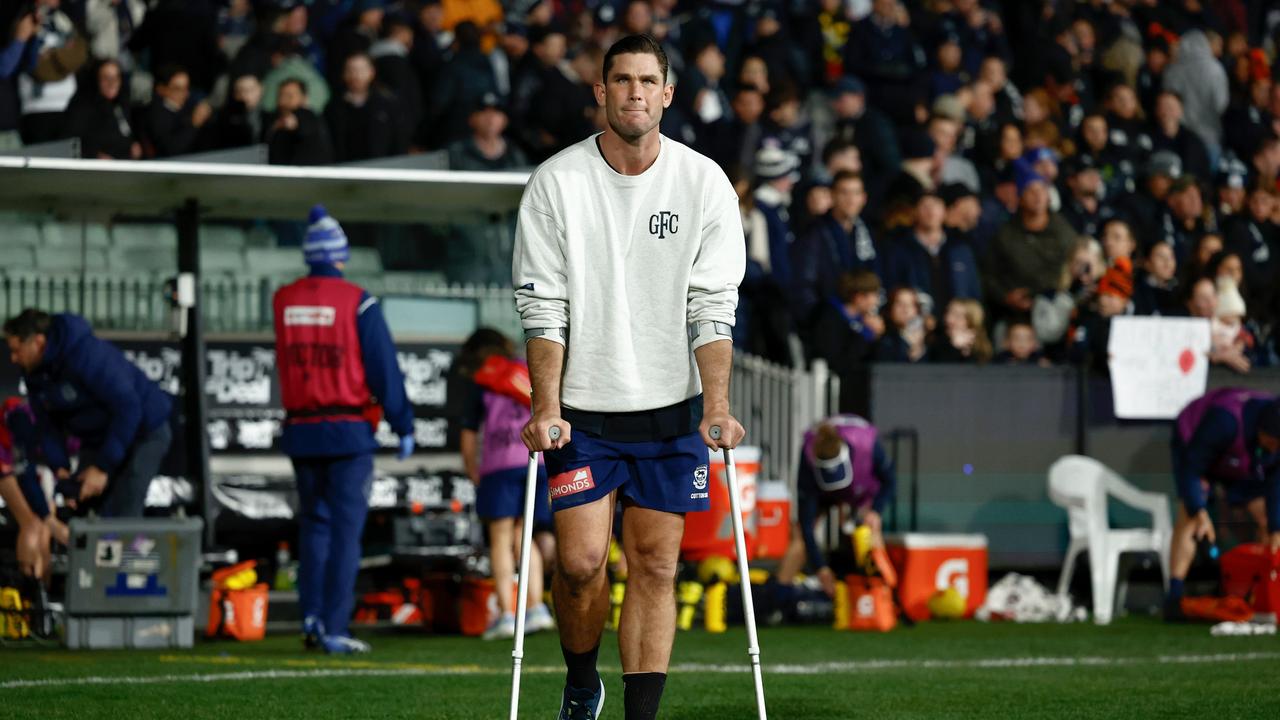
[273,205,415,654]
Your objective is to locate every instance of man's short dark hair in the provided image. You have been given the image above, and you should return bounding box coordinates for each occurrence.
[831,170,863,189]
[155,64,187,87]
[280,77,309,96]
[836,270,880,303]
[822,140,858,166]
[603,34,669,83]
[3,309,51,340]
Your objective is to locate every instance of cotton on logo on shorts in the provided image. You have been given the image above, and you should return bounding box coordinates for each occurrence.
[550,468,596,499]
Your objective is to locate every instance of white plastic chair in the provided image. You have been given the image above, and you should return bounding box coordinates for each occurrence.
[1047,455,1172,625]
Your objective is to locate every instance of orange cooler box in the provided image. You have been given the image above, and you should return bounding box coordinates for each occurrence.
[754,480,791,560]
[681,446,759,562]
[886,533,988,621]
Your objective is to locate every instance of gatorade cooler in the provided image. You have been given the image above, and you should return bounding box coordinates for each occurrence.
[681,446,759,562]
[886,533,988,621]
[754,480,791,559]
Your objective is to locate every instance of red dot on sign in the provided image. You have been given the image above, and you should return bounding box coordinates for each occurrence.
[1178,349,1195,374]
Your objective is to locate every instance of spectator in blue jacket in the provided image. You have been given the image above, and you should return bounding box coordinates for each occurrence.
[882,191,982,320]
[4,310,174,518]
[790,170,879,325]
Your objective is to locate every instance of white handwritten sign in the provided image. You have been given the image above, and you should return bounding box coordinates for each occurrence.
[1107,317,1211,419]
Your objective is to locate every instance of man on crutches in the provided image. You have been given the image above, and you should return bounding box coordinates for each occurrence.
[512,33,750,719]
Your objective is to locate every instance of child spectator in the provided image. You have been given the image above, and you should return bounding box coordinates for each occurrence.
[930,298,993,364]
[1133,241,1180,316]
[994,321,1048,366]
[875,287,929,364]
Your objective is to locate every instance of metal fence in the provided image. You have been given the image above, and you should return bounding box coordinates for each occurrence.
[0,273,524,336]
[0,271,833,500]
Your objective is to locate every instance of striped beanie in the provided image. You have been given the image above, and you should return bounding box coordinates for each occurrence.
[302,204,350,265]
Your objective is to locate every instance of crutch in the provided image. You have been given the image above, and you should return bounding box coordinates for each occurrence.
[510,425,559,720]
[710,425,768,720]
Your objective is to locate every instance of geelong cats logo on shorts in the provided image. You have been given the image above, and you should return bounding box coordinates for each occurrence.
[649,211,679,239]
[693,464,708,490]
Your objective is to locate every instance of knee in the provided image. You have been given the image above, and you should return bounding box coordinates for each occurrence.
[625,545,679,586]
[558,548,608,590]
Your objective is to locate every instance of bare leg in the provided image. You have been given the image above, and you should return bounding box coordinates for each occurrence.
[512,517,544,606]
[535,530,557,586]
[489,518,515,615]
[618,504,685,673]
[1246,497,1268,543]
[774,524,807,585]
[553,492,616,653]
[1170,504,1198,581]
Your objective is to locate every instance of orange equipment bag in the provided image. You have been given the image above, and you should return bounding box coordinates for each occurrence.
[846,575,897,632]
[207,561,269,641]
[1180,595,1255,623]
[845,546,901,632]
[473,355,533,408]
[1220,543,1280,613]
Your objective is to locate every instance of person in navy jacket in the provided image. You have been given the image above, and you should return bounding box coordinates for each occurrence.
[4,310,173,518]
[882,191,982,319]
[1166,389,1280,620]
[272,205,415,654]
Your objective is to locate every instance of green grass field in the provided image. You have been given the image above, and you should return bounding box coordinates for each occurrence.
[3,619,1279,719]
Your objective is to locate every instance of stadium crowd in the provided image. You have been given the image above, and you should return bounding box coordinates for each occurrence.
[3,0,1280,378]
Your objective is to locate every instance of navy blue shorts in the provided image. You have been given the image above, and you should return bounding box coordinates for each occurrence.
[545,431,711,514]
[476,466,552,525]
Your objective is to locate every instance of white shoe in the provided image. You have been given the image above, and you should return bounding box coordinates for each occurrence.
[482,612,516,640]
[322,634,371,654]
[525,604,557,634]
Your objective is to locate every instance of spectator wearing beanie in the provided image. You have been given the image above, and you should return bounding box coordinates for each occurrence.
[753,146,802,288]
[1068,257,1134,370]
[446,92,528,171]
[1210,276,1258,372]
[1059,153,1115,239]
[1121,150,1182,244]
[1158,175,1215,263]
[984,159,1077,321]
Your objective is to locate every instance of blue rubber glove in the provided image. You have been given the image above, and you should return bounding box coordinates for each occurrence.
[397,435,415,460]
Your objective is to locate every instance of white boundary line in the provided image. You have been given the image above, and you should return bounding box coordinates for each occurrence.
[5,652,1280,690]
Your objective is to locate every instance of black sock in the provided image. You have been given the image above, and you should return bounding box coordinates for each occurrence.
[562,642,601,690]
[623,672,666,720]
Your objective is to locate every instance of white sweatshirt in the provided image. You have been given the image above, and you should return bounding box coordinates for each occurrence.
[513,133,745,413]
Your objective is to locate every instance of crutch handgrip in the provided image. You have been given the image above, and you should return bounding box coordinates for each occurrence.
[709,425,722,441]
